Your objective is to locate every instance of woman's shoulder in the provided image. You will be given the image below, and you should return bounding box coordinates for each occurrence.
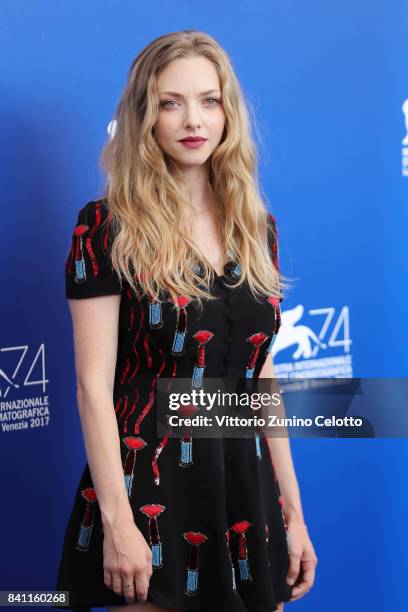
[72,198,119,250]
[75,198,111,225]
[65,198,122,299]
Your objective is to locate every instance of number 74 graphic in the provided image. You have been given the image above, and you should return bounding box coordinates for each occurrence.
[0,344,48,398]
[273,306,352,360]
[308,306,352,358]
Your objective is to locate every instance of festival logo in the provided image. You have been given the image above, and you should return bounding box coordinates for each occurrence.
[273,305,353,377]
[0,344,50,433]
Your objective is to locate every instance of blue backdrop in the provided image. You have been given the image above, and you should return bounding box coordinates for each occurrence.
[1,1,407,611]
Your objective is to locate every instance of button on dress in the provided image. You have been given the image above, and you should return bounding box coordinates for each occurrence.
[54,199,293,612]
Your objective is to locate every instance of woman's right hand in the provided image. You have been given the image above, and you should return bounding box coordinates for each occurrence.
[102,506,153,605]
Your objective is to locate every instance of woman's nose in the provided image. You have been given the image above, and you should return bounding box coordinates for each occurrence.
[183,103,202,127]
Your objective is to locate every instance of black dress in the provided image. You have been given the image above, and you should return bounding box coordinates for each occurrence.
[54,199,293,612]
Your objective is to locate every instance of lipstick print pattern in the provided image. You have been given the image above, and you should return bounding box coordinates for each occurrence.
[148,291,164,329]
[122,436,147,496]
[192,330,214,389]
[245,332,270,379]
[178,403,200,466]
[76,488,97,551]
[230,520,253,581]
[171,297,191,356]
[152,359,178,485]
[152,426,170,486]
[65,200,121,294]
[183,531,208,595]
[72,224,89,283]
[133,348,166,435]
[139,504,166,568]
[126,303,145,384]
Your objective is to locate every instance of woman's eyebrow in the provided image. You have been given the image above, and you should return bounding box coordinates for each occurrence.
[158,89,221,97]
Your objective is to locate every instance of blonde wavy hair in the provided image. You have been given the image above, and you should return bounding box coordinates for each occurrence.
[98,29,292,311]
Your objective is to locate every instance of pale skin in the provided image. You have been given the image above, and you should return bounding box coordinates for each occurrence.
[68,55,316,612]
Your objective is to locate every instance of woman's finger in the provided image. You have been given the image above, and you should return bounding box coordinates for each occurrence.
[122,575,136,604]
[112,572,123,596]
[134,574,149,603]
[103,569,112,590]
[286,549,301,586]
[289,565,315,601]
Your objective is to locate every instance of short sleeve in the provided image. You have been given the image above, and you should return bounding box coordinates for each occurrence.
[64,200,122,299]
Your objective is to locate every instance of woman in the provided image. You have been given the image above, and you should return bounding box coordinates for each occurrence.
[55,30,317,612]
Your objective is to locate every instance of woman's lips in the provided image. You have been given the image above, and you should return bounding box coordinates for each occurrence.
[178,138,207,149]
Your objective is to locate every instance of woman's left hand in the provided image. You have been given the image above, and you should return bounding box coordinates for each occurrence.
[285,519,318,602]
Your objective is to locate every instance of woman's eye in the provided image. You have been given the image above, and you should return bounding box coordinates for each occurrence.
[161,100,177,107]
[160,98,221,108]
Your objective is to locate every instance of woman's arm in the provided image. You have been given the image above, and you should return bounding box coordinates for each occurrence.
[69,294,132,525]
[68,294,152,604]
[258,353,318,601]
[258,354,305,525]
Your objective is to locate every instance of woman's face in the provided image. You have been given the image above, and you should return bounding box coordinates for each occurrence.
[153,56,226,169]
